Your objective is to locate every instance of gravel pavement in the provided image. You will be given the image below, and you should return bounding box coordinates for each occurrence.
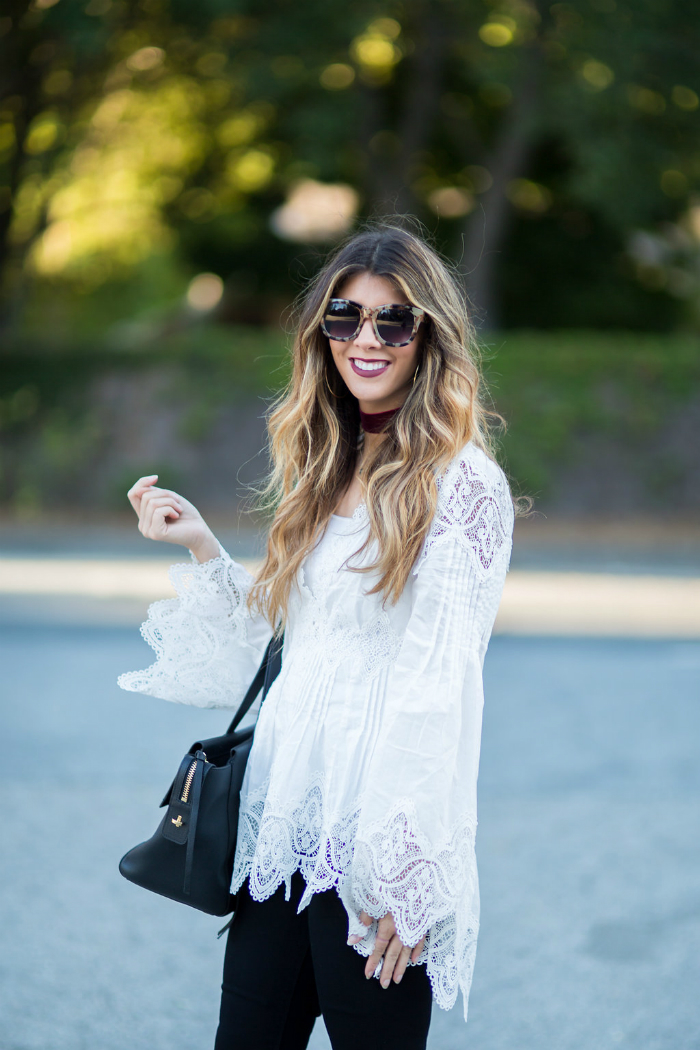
[2,613,699,1049]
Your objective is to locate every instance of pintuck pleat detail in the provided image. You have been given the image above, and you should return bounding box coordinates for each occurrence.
[118,440,514,1021]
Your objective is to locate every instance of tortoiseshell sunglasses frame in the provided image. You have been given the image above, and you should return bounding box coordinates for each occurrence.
[321,298,425,348]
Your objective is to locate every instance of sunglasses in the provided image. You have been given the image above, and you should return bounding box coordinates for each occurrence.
[321,298,425,348]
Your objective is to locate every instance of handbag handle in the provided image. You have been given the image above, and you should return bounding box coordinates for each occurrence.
[225,632,283,735]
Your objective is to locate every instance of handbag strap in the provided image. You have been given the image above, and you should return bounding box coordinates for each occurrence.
[225,632,284,735]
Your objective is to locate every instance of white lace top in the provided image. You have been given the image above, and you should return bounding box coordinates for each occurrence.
[118,440,514,1019]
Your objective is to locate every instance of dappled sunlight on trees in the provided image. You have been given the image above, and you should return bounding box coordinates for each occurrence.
[0,2,699,517]
[0,0,699,332]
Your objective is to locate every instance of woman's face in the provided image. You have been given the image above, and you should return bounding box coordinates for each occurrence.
[326,272,422,414]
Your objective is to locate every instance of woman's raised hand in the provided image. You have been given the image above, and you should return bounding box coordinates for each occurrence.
[349,910,427,988]
[127,475,220,563]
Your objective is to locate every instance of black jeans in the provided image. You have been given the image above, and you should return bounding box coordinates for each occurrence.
[214,871,433,1050]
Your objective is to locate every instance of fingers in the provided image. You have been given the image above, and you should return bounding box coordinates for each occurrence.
[348,910,373,945]
[364,932,390,980]
[127,475,158,515]
[140,497,181,539]
[390,943,412,986]
[379,935,405,988]
[139,492,183,539]
[363,914,395,980]
[354,910,426,987]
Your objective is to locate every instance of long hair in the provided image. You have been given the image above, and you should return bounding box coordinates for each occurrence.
[248,222,500,627]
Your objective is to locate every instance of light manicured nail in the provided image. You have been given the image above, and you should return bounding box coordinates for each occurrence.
[381,980,390,988]
[395,974,403,984]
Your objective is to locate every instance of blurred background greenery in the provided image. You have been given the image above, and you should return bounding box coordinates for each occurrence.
[1,0,699,520]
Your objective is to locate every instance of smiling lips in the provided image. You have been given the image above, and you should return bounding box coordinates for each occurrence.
[350,358,391,378]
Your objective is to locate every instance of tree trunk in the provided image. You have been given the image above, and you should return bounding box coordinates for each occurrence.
[363,0,448,218]
[0,1,45,313]
[390,2,448,215]
[460,45,541,330]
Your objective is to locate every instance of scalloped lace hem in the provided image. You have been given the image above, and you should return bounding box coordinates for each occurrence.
[231,777,479,1016]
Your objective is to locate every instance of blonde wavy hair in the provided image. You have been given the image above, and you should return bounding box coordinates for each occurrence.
[248,222,502,628]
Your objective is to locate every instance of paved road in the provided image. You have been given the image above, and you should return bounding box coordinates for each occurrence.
[1,622,699,1050]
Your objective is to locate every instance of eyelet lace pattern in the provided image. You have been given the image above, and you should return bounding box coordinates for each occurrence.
[294,600,403,680]
[414,447,514,578]
[232,776,479,1014]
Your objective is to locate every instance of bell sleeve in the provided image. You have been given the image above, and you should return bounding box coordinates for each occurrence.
[118,544,273,709]
[349,447,514,1017]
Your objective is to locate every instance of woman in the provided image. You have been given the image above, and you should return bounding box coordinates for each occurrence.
[119,224,515,1050]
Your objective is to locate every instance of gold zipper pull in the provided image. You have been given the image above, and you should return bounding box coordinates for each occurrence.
[180,760,197,803]
[180,751,208,804]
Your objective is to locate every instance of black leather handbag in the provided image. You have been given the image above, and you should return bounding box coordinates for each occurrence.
[119,634,283,917]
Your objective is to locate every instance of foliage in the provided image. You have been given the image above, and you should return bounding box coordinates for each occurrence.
[482,328,700,497]
[1,0,700,332]
[1,327,698,514]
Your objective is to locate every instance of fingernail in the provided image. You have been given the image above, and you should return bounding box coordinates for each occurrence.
[347,936,360,945]
[381,980,390,989]
[395,974,403,984]
[365,973,372,980]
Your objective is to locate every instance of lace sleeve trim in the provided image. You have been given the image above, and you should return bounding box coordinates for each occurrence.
[413,444,514,579]
[232,777,478,1014]
[352,801,479,1016]
[117,545,262,706]
[352,800,477,946]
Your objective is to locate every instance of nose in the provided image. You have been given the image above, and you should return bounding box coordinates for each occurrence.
[354,316,380,348]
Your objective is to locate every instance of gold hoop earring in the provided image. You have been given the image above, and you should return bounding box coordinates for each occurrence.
[325,372,341,399]
[412,365,420,386]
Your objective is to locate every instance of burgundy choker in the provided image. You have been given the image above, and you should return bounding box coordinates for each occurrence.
[359,407,399,433]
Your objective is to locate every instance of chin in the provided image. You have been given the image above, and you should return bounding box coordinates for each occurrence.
[349,383,396,405]
[346,378,387,396]
[341,372,403,401]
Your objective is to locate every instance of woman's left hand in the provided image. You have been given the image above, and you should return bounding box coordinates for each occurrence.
[349,911,427,987]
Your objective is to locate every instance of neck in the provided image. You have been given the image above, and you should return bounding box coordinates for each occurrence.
[361,429,384,457]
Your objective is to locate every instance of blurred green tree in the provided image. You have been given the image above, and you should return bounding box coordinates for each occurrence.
[1,0,699,332]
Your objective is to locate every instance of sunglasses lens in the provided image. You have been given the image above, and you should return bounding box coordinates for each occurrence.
[376,306,416,345]
[323,301,360,340]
